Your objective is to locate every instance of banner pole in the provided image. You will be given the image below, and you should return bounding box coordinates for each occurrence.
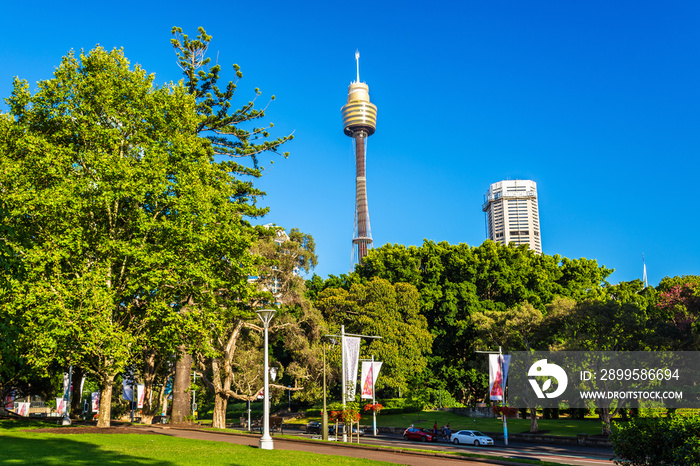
[372,355,376,436]
[500,346,508,446]
[341,325,347,442]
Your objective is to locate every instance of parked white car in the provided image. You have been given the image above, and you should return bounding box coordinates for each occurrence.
[451,430,494,446]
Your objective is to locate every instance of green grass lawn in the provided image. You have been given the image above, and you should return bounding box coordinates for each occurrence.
[0,420,392,465]
[0,420,569,466]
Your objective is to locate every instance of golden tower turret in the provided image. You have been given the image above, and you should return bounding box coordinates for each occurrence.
[341,51,377,265]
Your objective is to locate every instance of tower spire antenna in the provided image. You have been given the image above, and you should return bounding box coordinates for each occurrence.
[355,50,360,83]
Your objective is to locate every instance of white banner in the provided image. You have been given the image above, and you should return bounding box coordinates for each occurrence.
[16,402,30,416]
[56,397,67,415]
[361,362,383,399]
[79,376,86,402]
[343,336,361,401]
[91,392,100,412]
[137,384,145,409]
[489,354,504,401]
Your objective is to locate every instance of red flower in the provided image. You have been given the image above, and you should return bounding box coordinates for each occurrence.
[363,403,383,413]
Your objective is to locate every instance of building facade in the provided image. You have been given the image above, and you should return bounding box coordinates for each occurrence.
[482,179,542,254]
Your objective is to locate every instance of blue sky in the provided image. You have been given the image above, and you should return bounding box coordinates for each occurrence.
[2,1,699,286]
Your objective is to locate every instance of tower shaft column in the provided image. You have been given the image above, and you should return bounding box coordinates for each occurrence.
[354,132,370,261]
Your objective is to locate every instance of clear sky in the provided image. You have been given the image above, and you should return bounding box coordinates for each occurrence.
[2,1,698,286]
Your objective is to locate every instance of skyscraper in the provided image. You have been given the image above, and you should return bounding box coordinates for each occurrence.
[341,51,377,265]
[482,179,542,254]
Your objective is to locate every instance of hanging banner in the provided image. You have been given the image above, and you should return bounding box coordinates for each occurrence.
[56,398,67,415]
[79,376,86,402]
[91,392,100,412]
[343,336,361,401]
[164,376,173,398]
[5,393,15,410]
[137,384,145,409]
[361,362,383,399]
[16,402,30,416]
[122,380,134,402]
[502,355,511,390]
[122,369,136,402]
[63,372,71,399]
[489,354,504,401]
[360,362,372,399]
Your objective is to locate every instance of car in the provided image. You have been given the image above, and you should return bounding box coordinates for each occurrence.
[305,421,322,434]
[451,430,494,446]
[329,424,364,436]
[402,427,438,442]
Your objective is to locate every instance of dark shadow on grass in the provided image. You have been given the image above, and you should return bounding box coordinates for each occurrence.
[0,419,60,430]
[0,435,175,465]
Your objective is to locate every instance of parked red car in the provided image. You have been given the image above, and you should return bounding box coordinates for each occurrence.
[403,427,438,442]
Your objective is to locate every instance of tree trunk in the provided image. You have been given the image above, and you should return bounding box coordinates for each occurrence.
[529,407,538,432]
[70,366,84,419]
[171,349,192,423]
[599,408,614,436]
[97,375,114,428]
[141,350,157,423]
[212,391,228,429]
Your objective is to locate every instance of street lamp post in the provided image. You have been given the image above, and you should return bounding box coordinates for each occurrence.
[192,371,197,420]
[256,308,276,450]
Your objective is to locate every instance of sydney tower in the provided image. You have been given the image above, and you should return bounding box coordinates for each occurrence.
[341,51,377,265]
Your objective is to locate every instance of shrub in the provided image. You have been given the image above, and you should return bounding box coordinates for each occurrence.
[610,414,700,465]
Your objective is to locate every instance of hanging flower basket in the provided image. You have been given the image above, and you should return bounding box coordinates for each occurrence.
[492,405,519,417]
[363,403,383,414]
[340,408,361,424]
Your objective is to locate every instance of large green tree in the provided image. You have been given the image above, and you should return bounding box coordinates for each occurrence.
[0,47,225,426]
[316,277,433,397]
[472,301,545,432]
[166,27,294,422]
[544,297,653,435]
[191,225,323,428]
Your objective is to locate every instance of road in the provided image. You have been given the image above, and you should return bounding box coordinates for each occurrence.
[285,426,615,466]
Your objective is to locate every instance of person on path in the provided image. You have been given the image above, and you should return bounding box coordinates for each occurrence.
[433,422,438,438]
[445,423,452,441]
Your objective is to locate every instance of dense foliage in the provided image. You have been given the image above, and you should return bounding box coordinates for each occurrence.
[309,240,614,403]
[611,414,700,465]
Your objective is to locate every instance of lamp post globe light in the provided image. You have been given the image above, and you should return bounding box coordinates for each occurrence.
[256,308,276,450]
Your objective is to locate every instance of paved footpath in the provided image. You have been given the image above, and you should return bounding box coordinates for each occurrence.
[140,425,521,466]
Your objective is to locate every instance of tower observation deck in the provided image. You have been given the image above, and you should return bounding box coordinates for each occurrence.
[342,51,377,265]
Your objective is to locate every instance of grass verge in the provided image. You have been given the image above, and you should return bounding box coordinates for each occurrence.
[0,421,390,465]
